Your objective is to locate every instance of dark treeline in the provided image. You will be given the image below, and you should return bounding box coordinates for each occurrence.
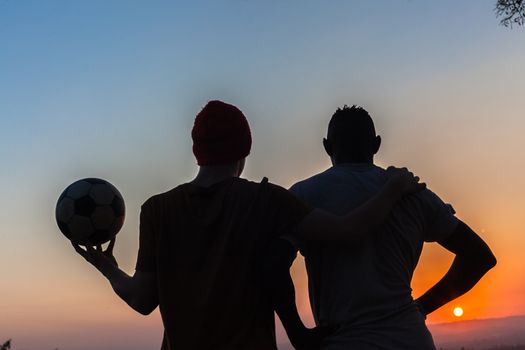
[440,345,525,350]
[1,340,10,350]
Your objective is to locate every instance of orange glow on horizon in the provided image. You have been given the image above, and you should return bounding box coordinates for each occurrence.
[291,216,512,326]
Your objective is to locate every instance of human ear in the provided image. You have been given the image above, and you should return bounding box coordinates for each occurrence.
[373,135,381,155]
[323,138,333,157]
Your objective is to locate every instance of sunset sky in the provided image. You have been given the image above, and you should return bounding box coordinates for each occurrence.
[1,1,525,349]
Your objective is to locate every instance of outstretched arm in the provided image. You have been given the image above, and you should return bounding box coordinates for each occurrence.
[72,239,159,315]
[415,220,497,316]
[294,167,426,242]
[260,238,329,350]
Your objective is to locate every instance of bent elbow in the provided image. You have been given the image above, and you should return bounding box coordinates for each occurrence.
[134,303,157,316]
[129,298,158,316]
[485,252,497,270]
[138,307,156,316]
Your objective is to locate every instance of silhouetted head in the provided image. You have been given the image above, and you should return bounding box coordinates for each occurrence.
[191,100,251,176]
[323,105,381,165]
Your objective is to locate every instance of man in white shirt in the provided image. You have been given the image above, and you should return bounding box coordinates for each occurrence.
[266,105,497,350]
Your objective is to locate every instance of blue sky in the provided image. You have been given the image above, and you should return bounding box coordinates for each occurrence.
[1,1,525,349]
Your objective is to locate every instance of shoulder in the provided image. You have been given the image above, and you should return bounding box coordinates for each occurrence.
[257,179,305,206]
[233,177,296,194]
[233,177,267,189]
[291,168,334,189]
[406,187,458,241]
[229,177,276,199]
[404,187,457,219]
[141,185,187,209]
[411,188,450,207]
[289,168,334,197]
[266,181,292,198]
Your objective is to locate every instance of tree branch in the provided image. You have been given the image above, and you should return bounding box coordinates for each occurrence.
[495,0,525,27]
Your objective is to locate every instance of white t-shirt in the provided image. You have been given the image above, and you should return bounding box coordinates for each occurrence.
[289,164,458,350]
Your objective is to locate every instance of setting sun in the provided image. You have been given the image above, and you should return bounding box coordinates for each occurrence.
[453,307,464,318]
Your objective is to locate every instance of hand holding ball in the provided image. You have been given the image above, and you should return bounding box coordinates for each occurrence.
[56,178,125,246]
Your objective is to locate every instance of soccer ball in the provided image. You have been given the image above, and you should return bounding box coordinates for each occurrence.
[56,178,125,246]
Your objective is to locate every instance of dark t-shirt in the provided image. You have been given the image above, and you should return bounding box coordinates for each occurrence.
[136,177,311,350]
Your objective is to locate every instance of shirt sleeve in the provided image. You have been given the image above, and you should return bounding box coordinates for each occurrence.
[135,198,157,272]
[266,182,313,240]
[418,189,459,242]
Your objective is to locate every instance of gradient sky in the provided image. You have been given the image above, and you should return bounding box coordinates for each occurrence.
[1,1,525,349]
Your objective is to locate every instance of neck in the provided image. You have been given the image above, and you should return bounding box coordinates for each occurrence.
[192,164,239,187]
[332,155,374,166]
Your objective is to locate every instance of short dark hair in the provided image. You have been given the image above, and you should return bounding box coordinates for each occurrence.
[327,105,376,155]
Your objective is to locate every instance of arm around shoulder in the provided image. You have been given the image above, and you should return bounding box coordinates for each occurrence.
[293,167,426,242]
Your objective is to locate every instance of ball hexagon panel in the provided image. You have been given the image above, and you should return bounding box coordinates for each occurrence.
[89,230,113,245]
[56,197,75,223]
[75,196,96,216]
[57,220,72,239]
[91,206,116,230]
[111,195,125,217]
[68,215,95,240]
[67,180,91,199]
[90,184,115,205]
[113,186,124,200]
[112,214,125,233]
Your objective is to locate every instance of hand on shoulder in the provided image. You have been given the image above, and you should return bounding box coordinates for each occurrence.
[385,166,426,197]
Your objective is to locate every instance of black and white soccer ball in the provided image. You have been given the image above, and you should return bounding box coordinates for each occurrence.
[56,178,125,246]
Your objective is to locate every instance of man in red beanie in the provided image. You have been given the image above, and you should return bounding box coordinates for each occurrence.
[191,100,252,166]
[71,100,424,350]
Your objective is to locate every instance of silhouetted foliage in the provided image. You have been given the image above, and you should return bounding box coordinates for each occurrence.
[0,340,11,350]
[439,345,525,350]
[496,0,525,27]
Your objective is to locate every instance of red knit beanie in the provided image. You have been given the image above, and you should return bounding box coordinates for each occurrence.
[192,100,252,166]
